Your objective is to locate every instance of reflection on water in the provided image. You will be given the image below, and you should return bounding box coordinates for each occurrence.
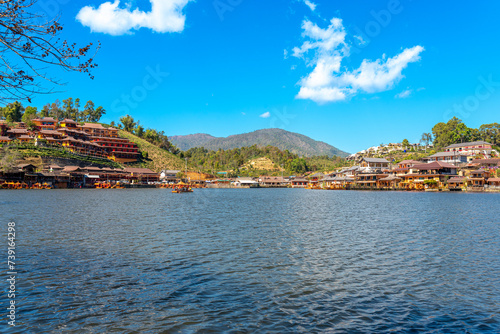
[2,189,499,332]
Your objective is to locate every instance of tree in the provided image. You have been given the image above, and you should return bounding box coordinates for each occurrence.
[402,139,410,149]
[120,115,136,132]
[83,100,94,122]
[135,124,144,138]
[420,133,432,146]
[93,106,105,122]
[432,122,450,148]
[50,100,62,120]
[81,100,105,122]
[288,158,308,174]
[74,98,81,121]
[40,104,50,118]
[0,0,100,103]
[62,98,78,120]
[3,101,24,122]
[432,117,467,148]
[451,122,470,144]
[479,123,500,146]
[0,148,22,172]
[21,106,37,128]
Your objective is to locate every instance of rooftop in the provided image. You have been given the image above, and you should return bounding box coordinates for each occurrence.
[362,158,389,163]
[471,158,500,164]
[412,161,457,170]
[61,119,77,124]
[123,167,157,175]
[445,141,492,149]
[425,151,468,158]
[379,175,402,181]
[447,176,466,183]
[33,117,57,123]
[399,160,420,165]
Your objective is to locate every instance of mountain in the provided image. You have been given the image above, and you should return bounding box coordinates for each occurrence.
[169,133,219,151]
[170,128,349,157]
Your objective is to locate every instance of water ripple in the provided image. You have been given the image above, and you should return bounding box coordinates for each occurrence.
[1,189,499,333]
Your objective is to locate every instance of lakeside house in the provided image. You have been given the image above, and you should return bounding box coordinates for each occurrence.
[391,160,420,177]
[377,175,402,189]
[487,177,500,188]
[290,177,308,188]
[355,169,388,190]
[468,169,491,190]
[423,151,469,165]
[360,157,390,169]
[259,176,287,187]
[444,141,493,158]
[160,170,181,182]
[235,177,259,187]
[0,164,160,188]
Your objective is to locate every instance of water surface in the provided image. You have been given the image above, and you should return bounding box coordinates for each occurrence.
[1,189,499,333]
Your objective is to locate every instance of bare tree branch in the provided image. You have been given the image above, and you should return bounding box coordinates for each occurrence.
[0,0,100,104]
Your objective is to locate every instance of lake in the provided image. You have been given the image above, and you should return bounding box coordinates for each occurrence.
[1,189,499,333]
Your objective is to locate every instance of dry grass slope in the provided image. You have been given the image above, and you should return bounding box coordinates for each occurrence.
[242,157,283,171]
[119,130,184,172]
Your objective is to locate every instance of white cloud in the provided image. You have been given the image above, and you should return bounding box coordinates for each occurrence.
[297,87,347,103]
[354,35,366,46]
[303,0,317,11]
[76,0,191,35]
[290,16,424,103]
[259,112,271,118]
[395,89,412,99]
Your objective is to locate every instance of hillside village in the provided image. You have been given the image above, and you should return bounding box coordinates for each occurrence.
[0,116,499,191]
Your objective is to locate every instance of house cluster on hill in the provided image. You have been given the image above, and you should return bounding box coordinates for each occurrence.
[318,155,500,192]
[348,140,495,162]
[0,117,140,163]
[348,141,428,159]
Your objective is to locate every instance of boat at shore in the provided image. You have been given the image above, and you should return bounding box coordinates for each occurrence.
[172,182,193,193]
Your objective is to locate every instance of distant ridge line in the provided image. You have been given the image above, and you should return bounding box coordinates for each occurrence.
[170,128,349,157]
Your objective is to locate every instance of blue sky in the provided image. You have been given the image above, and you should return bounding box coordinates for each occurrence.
[27,0,500,153]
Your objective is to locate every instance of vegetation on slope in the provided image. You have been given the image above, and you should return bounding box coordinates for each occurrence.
[182,145,349,177]
[119,130,184,172]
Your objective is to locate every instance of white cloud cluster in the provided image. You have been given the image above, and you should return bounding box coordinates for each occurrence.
[303,0,317,11]
[76,0,191,35]
[259,112,271,118]
[292,17,424,103]
[395,89,412,99]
